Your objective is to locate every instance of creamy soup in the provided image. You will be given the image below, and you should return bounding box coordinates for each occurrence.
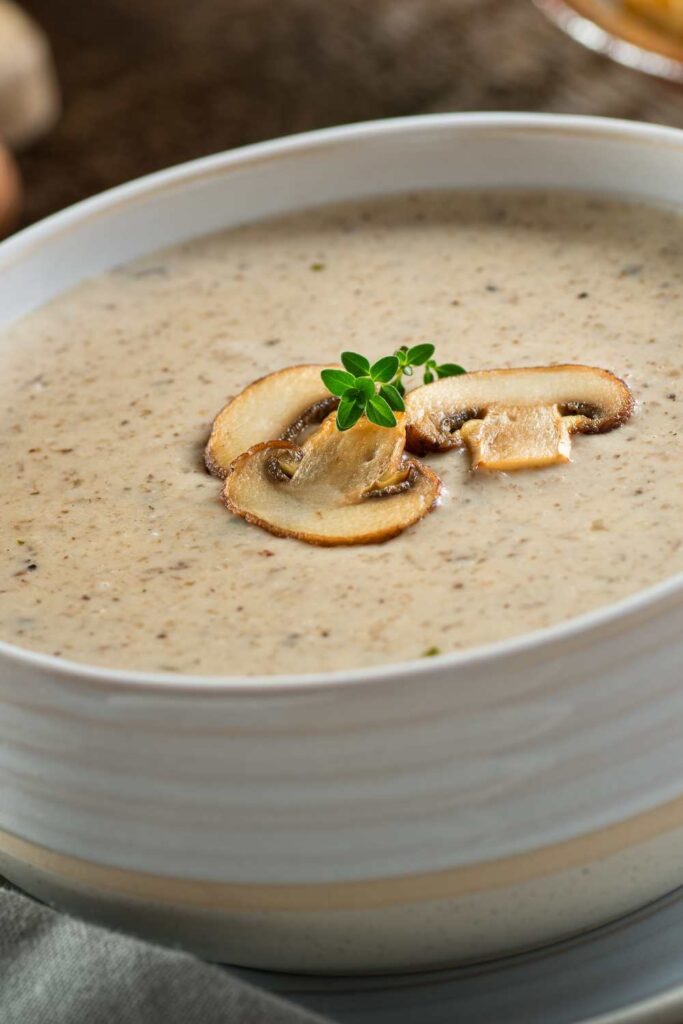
[0,192,681,676]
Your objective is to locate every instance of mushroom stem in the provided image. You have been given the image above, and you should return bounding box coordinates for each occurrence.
[461,404,573,471]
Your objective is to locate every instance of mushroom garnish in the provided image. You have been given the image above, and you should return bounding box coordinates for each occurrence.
[223,412,441,546]
[404,365,633,471]
[205,364,340,479]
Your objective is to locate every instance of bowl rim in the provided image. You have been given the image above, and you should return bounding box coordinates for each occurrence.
[1,110,682,696]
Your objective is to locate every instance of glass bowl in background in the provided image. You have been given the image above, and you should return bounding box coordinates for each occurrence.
[534,0,683,81]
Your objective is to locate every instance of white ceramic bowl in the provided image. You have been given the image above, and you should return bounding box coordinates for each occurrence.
[1,113,683,974]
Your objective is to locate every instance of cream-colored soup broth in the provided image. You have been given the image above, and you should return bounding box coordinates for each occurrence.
[0,192,681,675]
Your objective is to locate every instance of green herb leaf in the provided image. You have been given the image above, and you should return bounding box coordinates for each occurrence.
[370,355,399,383]
[320,368,356,397]
[341,351,371,377]
[355,376,376,401]
[406,343,435,366]
[422,645,441,657]
[366,394,397,428]
[336,394,365,431]
[328,344,465,431]
[379,383,405,412]
[436,363,466,379]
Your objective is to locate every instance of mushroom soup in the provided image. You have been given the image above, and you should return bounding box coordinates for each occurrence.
[0,191,681,676]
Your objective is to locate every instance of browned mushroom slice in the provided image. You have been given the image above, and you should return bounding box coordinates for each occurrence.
[405,365,633,471]
[223,413,441,546]
[205,364,340,478]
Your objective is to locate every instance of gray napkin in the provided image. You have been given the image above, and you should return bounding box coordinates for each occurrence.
[0,884,330,1024]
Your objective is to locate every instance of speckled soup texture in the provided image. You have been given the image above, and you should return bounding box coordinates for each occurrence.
[0,191,681,676]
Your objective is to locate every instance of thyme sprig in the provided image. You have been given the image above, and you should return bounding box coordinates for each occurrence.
[321,344,465,431]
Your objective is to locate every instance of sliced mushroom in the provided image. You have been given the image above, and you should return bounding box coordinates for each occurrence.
[223,412,441,546]
[405,365,633,471]
[205,364,340,478]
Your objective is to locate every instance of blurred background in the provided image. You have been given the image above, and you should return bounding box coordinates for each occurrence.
[2,0,683,227]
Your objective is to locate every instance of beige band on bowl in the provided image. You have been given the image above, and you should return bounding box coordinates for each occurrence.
[2,791,683,913]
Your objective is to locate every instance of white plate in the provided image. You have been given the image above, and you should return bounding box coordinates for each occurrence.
[237,887,683,1023]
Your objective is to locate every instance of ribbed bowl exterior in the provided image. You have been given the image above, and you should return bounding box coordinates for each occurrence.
[1,585,683,883]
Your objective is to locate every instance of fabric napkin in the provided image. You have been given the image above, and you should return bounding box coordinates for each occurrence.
[0,883,330,1024]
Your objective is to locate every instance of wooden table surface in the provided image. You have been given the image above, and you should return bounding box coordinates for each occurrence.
[16,0,683,225]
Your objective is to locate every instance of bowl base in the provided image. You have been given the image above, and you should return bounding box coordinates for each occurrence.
[3,818,683,974]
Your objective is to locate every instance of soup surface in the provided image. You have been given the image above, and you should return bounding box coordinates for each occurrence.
[0,192,681,676]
